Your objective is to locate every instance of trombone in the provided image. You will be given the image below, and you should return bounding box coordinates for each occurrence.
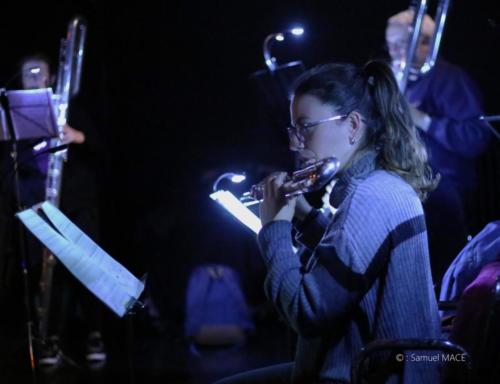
[394,0,451,92]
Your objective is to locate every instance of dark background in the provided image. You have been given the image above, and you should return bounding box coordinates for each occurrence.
[1,1,499,382]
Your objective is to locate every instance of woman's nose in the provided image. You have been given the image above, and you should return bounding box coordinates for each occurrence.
[288,135,304,152]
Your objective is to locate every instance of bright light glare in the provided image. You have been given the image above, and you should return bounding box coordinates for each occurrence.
[210,190,262,234]
[33,140,47,151]
[230,174,246,183]
[275,33,285,41]
[291,27,304,36]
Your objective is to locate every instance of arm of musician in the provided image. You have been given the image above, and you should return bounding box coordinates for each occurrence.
[260,174,330,250]
[418,70,491,158]
[66,99,105,155]
[409,105,431,132]
[257,184,394,337]
[257,218,372,337]
[62,124,85,145]
[293,207,330,251]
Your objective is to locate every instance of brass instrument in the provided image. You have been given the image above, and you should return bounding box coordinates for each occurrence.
[394,0,451,92]
[241,157,340,205]
[45,16,87,205]
[38,16,87,341]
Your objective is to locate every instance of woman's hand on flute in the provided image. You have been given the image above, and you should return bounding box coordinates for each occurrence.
[259,172,297,226]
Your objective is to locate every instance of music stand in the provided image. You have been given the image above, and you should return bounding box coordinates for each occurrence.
[479,115,500,141]
[4,88,59,140]
[0,87,59,381]
[0,104,8,141]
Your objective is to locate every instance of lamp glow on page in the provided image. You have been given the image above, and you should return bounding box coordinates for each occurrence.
[210,190,262,234]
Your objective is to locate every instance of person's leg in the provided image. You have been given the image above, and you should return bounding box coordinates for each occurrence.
[213,362,293,384]
[65,207,106,363]
[38,262,68,367]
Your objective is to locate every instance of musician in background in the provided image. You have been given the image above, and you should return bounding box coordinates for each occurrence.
[13,56,53,209]
[20,54,106,368]
[385,10,492,288]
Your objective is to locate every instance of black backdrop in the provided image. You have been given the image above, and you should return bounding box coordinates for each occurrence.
[1,0,499,324]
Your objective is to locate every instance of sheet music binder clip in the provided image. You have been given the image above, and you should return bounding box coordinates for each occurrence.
[125,298,145,315]
[125,273,148,315]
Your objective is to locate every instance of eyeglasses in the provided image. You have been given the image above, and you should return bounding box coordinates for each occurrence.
[287,114,348,143]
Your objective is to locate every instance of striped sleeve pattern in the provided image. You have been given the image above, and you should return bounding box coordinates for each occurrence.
[257,170,440,383]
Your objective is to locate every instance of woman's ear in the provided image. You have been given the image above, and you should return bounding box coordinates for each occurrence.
[348,111,363,145]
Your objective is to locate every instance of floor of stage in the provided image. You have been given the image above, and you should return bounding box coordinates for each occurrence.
[0,307,290,384]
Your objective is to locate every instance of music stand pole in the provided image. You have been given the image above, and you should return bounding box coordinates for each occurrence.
[0,88,37,383]
[480,114,500,122]
[479,115,500,141]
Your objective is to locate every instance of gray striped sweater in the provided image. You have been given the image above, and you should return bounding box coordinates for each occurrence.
[258,152,441,383]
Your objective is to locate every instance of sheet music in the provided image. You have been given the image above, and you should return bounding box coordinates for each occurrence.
[17,203,145,317]
[40,202,144,297]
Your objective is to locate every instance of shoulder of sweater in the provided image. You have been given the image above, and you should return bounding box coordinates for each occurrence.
[330,171,420,252]
[356,170,414,195]
[347,170,419,215]
[332,170,421,232]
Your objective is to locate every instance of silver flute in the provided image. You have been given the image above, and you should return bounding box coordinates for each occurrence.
[241,157,340,205]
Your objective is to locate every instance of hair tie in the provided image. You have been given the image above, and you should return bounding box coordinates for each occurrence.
[362,62,375,87]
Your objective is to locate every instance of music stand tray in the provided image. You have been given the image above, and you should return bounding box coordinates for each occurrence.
[3,88,59,141]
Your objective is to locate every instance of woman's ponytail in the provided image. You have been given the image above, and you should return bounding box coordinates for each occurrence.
[292,60,439,200]
[363,60,439,200]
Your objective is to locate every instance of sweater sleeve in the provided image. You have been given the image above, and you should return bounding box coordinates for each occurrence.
[258,212,382,337]
[257,174,427,337]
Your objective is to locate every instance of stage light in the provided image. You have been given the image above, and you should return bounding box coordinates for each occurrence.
[230,174,246,183]
[212,172,246,192]
[263,27,305,72]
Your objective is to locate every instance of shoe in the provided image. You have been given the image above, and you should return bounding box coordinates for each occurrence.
[85,331,106,364]
[38,335,62,368]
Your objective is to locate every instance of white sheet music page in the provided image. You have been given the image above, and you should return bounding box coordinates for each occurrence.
[16,202,145,317]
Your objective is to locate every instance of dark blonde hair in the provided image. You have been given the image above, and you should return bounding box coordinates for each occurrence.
[292,60,438,201]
